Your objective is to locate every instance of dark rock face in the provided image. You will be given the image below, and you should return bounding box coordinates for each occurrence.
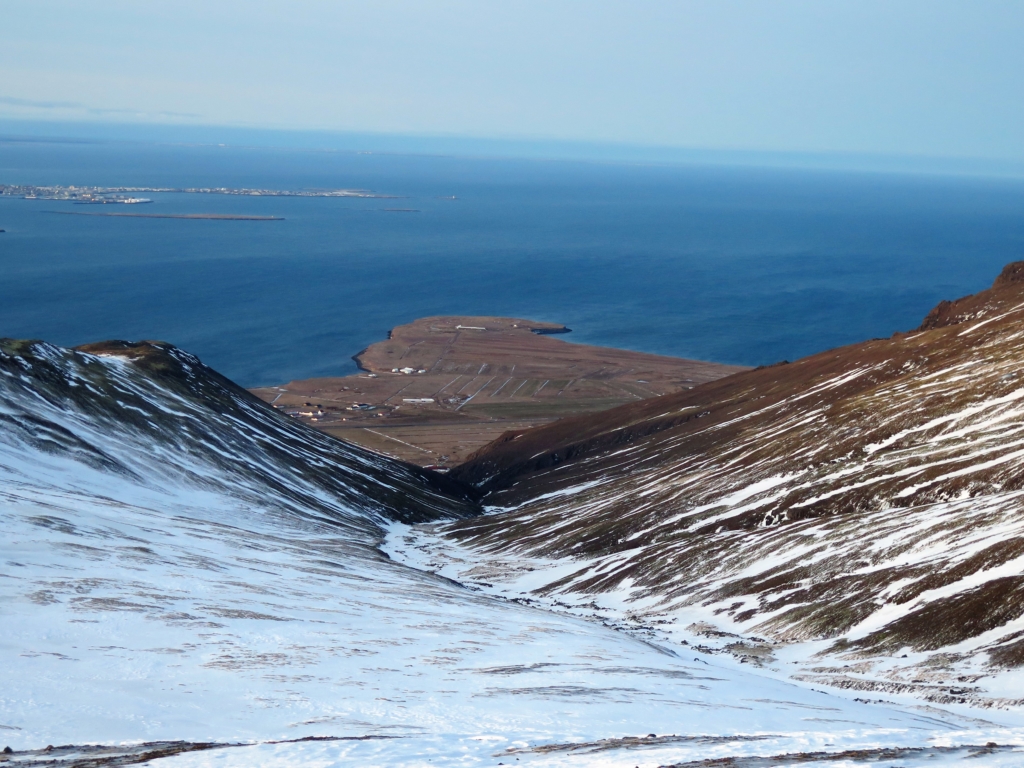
[917,259,1024,331]
[993,260,1024,287]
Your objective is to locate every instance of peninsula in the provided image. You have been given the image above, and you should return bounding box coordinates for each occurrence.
[0,183,395,202]
[250,316,746,466]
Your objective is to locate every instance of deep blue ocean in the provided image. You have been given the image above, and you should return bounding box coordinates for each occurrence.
[2,138,1023,387]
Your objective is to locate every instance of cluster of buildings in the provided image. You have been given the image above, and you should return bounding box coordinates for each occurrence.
[1,184,150,204]
[0,183,385,199]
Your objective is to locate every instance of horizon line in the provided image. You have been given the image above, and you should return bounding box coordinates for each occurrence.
[3,116,1024,181]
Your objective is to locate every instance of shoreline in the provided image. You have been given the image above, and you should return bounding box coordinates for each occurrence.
[253,315,746,467]
[46,211,284,221]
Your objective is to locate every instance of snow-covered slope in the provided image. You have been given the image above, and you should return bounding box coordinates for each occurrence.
[432,262,1024,707]
[8,339,1019,765]
[1,338,475,531]
[6,339,1015,765]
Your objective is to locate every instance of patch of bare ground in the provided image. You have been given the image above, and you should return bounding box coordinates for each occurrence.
[658,744,1017,767]
[501,733,777,757]
[835,577,1024,655]
[0,741,230,767]
[0,736,400,767]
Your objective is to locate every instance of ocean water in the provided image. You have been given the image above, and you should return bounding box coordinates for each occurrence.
[2,138,1023,387]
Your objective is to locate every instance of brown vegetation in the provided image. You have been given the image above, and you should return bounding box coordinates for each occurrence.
[251,315,744,466]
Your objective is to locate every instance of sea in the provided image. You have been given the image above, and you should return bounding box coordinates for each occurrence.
[2,136,1023,387]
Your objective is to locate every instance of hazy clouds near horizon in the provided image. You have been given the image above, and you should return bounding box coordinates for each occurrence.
[2,0,1022,162]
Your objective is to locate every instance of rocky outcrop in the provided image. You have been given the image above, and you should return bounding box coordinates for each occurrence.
[917,260,1024,330]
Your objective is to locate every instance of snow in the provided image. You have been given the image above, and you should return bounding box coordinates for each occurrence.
[5,441,1003,767]
[382,525,1024,761]
[3,348,1023,765]
[429,304,1024,706]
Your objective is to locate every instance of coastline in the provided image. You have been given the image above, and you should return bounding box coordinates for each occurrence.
[253,315,746,467]
[46,211,284,221]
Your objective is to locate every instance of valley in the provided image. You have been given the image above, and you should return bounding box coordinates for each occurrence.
[6,265,1024,764]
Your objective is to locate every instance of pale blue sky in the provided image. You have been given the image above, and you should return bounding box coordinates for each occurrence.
[2,1,1023,162]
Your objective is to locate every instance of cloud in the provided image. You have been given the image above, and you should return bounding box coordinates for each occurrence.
[0,96,84,109]
[0,96,201,120]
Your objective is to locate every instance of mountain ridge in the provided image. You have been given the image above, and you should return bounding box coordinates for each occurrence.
[404,261,1024,706]
[1,336,478,528]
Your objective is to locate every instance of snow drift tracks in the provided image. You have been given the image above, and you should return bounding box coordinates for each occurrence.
[1,337,478,529]
[432,260,1024,703]
[5,308,1024,763]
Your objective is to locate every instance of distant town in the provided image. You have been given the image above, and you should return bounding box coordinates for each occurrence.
[0,183,394,204]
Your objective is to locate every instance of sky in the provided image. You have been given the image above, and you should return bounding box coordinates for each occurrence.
[2,1,1023,163]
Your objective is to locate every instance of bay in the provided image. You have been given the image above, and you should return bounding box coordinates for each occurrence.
[1,138,1022,386]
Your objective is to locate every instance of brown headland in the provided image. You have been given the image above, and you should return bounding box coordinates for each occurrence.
[250,316,746,466]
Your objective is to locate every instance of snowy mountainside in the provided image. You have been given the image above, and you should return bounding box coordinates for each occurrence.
[430,262,1024,704]
[1,338,475,530]
[7,338,1013,765]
